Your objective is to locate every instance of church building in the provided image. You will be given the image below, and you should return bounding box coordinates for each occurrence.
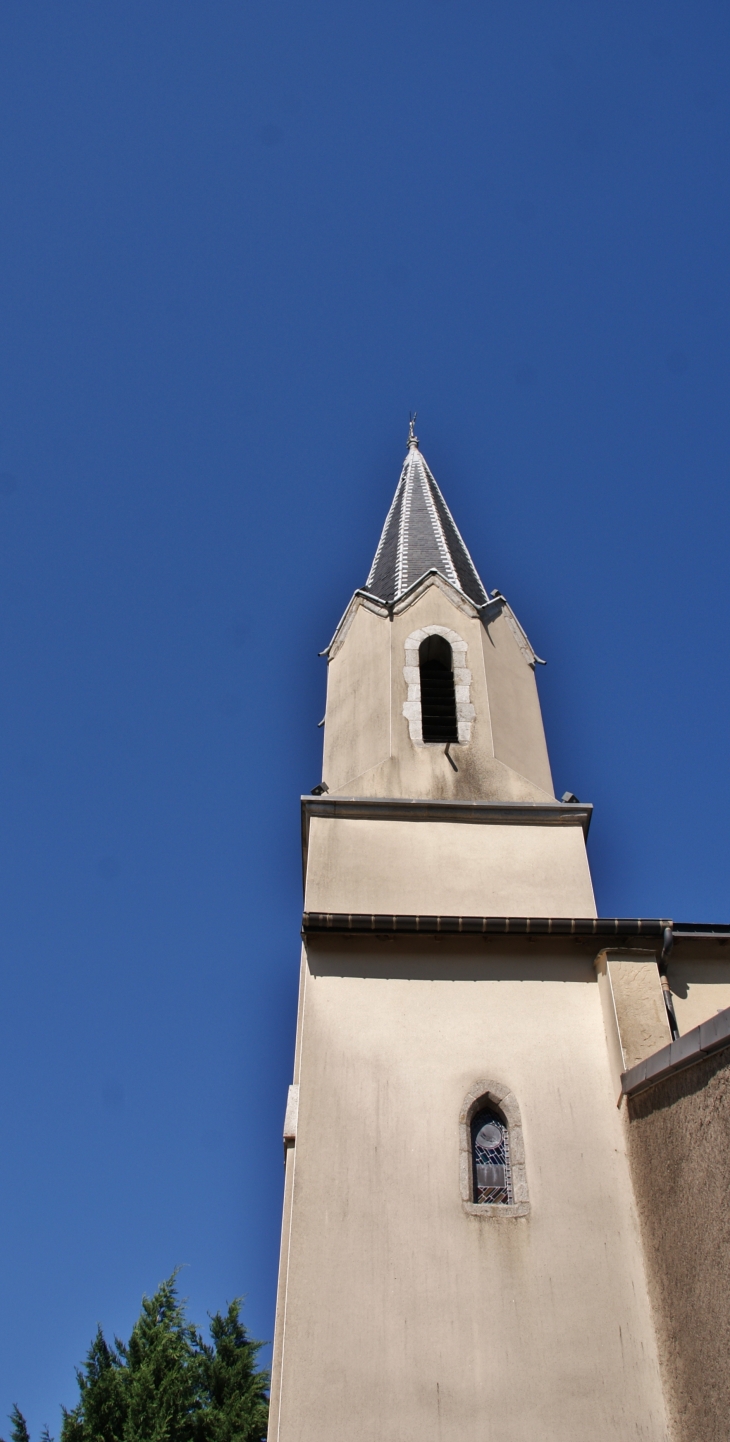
[267,426,730,1442]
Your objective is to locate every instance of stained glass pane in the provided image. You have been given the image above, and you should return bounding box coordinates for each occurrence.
[471,1108,512,1205]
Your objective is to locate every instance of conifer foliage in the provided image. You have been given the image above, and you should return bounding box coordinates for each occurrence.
[4,1274,269,1442]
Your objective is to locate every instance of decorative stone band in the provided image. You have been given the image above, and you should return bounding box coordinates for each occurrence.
[302,913,673,938]
[402,623,474,744]
[459,1080,530,1219]
[621,1006,730,1099]
[303,795,592,826]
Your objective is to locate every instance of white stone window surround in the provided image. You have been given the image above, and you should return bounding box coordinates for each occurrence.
[403,625,475,746]
[459,1080,530,1219]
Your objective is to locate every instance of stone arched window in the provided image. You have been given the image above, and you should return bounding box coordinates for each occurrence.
[403,625,474,746]
[419,634,458,743]
[459,1080,529,1218]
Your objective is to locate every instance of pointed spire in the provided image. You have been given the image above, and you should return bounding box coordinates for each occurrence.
[365,434,489,607]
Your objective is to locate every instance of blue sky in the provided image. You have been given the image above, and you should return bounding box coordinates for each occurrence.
[0,1,728,1429]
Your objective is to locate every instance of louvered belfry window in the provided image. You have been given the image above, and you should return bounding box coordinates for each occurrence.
[418,635,458,743]
[471,1109,513,1205]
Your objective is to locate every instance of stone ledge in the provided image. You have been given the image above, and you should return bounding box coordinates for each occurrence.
[303,795,593,831]
[462,1202,530,1219]
[622,1006,730,1098]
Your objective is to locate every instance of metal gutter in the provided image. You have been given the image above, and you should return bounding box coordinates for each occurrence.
[672,925,730,939]
[302,913,673,938]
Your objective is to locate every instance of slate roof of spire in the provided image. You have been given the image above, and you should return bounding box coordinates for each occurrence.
[365,434,489,607]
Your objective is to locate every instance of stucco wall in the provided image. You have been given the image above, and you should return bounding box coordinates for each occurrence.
[606,953,671,1070]
[627,1047,730,1442]
[304,816,597,917]
[480,604,553,795]
[322,581,555,802]
[667,954,730,1035]
[322,602,391,793]
[269,936,668,1442]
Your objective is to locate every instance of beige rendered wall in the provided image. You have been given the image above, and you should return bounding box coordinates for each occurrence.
[667,955,730,1034]
[627,1046,730,1442]
[269,937,668,1442]
[594,950,672,1103]
[322,583,555,802]
[480,605,553,795]
[304,816,596,918]
[322,603,391,794]
[608,957,671,1067]
[603,952,672,1071]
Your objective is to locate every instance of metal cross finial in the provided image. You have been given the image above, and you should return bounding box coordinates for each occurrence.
[407,412,419,448]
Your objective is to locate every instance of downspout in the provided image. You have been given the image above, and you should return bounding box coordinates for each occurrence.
[658,924,680,1040]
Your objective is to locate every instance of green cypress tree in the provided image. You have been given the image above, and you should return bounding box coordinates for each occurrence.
[61,1327,126,1442]
[122,1274,202,1442]
[197,1301,270,1442]
[54,1274,268,1442]
[6,1406,30,1442]
[2,1410,54,1442]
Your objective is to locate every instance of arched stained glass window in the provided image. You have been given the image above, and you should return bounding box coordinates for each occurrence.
[471,1108,512,1205]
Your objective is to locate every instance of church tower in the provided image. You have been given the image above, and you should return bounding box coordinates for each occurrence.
[268,429,669,1441]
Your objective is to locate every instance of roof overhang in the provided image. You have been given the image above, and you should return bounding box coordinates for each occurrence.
[323,571,543,664]
[301,911,730,945]
[302,913,672,939]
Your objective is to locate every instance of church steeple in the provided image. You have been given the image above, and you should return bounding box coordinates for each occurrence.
[267,421,671,1442]
[365,433,489,608]
[320,431,554,804]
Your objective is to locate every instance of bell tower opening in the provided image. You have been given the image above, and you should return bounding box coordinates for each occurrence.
[418,634,458,743]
